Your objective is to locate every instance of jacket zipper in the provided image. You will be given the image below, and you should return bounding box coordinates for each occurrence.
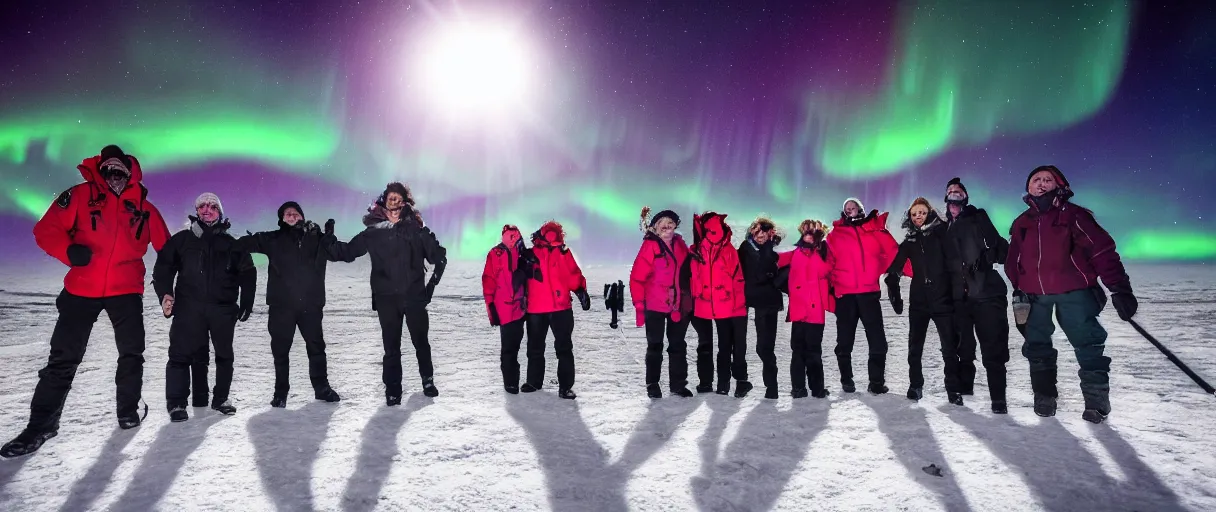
[1035,216,1045,294]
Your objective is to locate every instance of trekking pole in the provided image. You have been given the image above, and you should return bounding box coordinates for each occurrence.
[1129,319,1215,394]
[604,280,625,329]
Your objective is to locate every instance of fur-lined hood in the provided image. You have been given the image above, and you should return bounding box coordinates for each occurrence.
[746,216,783,246]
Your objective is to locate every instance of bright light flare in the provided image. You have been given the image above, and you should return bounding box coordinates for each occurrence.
[416,23,534,116]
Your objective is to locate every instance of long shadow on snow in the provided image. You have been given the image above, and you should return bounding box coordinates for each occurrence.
[694,394,743,479]
[57,427,139,512]
[248,401,339,511]
[692,398,828,512]
[0,449,31,505]
[341,394,431,512]
[865,396,972,512]
[945,406,1186,511]
[112,412,227,509]
[506,393,701,511]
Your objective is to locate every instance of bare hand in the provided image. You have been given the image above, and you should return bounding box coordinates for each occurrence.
[161,295,174,317]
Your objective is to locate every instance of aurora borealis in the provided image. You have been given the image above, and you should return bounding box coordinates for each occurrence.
[1,0,1212,263]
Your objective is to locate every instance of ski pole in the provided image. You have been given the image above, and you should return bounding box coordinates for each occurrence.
[1129,319,1215,394]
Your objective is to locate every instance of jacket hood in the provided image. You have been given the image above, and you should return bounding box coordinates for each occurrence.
[834,209,884,229]
[1023,165,1076,211]
[501,224,524,250]
[532,220,565,248]
[78,154,145,188]
[692,211,732,249]
[901,206,944,233]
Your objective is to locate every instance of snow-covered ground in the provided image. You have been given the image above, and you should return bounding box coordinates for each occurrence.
[0,259,1213,511]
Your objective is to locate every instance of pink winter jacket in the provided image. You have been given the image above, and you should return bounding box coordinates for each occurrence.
[778,243,836,324]
[481,237,526,326]
[826,211,899,296]
[630,233,690,315]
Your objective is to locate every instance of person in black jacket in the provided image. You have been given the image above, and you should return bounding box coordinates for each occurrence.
[235,201,343,407]
[153,192,255,422]
[942,177,1011,414]
[885,198,966,405]
[737,217,784,400]
[328,182,447,406]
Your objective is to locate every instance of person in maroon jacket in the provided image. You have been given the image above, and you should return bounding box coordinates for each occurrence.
[629,207,694,399]
[481,224,529,394]
[1006,165,1137,423]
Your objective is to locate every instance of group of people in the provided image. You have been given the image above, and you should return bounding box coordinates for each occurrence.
[0,145,1138,460]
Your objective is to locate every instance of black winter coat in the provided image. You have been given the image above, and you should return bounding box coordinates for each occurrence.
[153,218,256,310]
[235,221,341,310]
[944,204,1010,301]
[329,210,447,309]
[886,217,963,315]
[737,236,784,311]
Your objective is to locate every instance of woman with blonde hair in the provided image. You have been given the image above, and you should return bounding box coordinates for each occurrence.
[629,207,694,398]
[776,219,834,398]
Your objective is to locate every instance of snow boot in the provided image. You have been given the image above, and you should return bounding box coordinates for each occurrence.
[948,392,964,406]
[992,401,1009,415]
[504,384,519,395]
[422,377,439,398]
[118,402,147,430]
[811,388,830,399]
[169,406,189,422]
[520,383,540,393]
[907,387,923,401]
[841,380,856,393]
[212,400,237,416]
[386,395,401,406]
[1082,409,1108,424]
[868,383,889,395]
[670,387,694,398]
[696,384,714,394]
[315,387,341,403]
[764,388,778,400]
[734,381,753,398]
[271,396,287,408]
[558,388,577,400]
[0,429,58,458]
[1033,394,1057,417]
[647,384,662,399]
[791,388,809,399]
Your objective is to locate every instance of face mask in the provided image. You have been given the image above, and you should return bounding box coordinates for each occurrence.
[1031,193,1056,211]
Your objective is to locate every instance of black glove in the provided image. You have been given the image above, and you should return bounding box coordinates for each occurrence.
[303,220,320,233]
[1013,289,1030,303]
[67,244,92,266]
[325,219,335,236]
[575,288,591,311]
[889,293,903,315]
[885,274,903,314]
[488,305,501,327]
[1111,292,1137,321]
[520,249,542,282]
[238,303,253,322]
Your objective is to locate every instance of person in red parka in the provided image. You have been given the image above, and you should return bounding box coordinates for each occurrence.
[518,221,591,399]
[629,207,694,399]
[776,219,835,399]
[687,212,752,397]
[1006,165,1136,423]
[826,197,899,395]
[482,224,530,394]
[1,145,171,458]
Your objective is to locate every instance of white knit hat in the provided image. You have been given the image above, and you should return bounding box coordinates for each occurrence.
[195,192,224,216]
[843,197,865,212]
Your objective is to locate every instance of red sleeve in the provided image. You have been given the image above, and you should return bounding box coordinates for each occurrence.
[777,250,793,269]
[481,250,498,306]
[144,202,172,252]
[878,229,899,271]
[902,259,913,278]
[33,187,80,266]
[629,243,654,310]
[1071,209,1131,293]
[1005,215,1024,291]
[565,250,588,291]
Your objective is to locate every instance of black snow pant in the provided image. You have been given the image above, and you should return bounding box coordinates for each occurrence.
[790,322,826,393]
[525,309,576,391]
[834,292,889,387]
[190,347,210,407]
[753,308,780,393]
[643,310,690,389]
[268,306,330,398]
[908,310,963,393]
[1022,289,1110,411]
[166,303,237,409]
[26,291,145,432]
[376,299,433,397]
[499,317,526,388]
[956,296,1010,401]
[691,316,748,391]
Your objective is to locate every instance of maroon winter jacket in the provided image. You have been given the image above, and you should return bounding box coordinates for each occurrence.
[1005,169,1130,296]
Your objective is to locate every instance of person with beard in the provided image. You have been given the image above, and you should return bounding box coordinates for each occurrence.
[826,198,899,395]
[234,201,343,407]
[1,145,172,458]
[687,212,752,397]
[942,177,1011,413]
[775,220,835,399]
[482,224,530,394]
[884,198,968,405]
[328,182,447,405]
[737,216,785,399]
[1007,166,1136,423]
[517,220,592,399]
[629,207,694,399]
[153,192,256,422]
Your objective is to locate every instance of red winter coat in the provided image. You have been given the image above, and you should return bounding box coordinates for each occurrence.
[629,233,690,314]
[689,213,746,319]
[33,155,171,298]
[1006,197,1130,296]
[778,243,836,324]
[826,211,899,296]
[524,224,588,314]
[482,233,527,325]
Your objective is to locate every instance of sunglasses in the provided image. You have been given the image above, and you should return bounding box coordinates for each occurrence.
[196,203,220,212]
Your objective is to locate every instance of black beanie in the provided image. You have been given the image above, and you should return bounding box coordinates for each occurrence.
[649,209,680,228]
[278,201,304,221]
[947,177,967,194]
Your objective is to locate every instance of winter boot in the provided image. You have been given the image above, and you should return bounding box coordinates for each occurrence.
[1033,394,1057,417]
[868,383,889,395]
[991,401,1009,415]
[811,388,830,399]
[558,388,577,400]
[647,384,662,399]
[764,388,778,399]
[696,383,714,394]
[791,388,809,399]
[520,383,540,393]
[734,381,753,398]
[0,429,58,458]
[169,406,189,422]
[671,387,694,398]
[386,395,402,406]
[422,377,439,398]
[1082,409,1108,424]
[947,392,964,406]
[212,400,237,415]
[906,387,923,401]
[504,384,519,395]
[315,387,341,403]
[841,380,856,393]
[118,413,141,430]
[271,396,287,408]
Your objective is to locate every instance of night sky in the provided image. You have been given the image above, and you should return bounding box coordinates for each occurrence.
[1,0,1212,263]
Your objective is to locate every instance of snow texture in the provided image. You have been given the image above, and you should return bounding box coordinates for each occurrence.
[0,259,1213,511]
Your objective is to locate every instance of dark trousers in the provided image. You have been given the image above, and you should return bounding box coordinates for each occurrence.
[908,310,963,392]
[956,297,1010,401]
[1022,289,1110,409]
[26,291,145,432]
[790,322,825,392]
[268,306,330,397]
[643,310,690,389]
[525,309,576,390]
[376,300,433,397]
[753,309,780,391]
[834,292,889,386]
[691,316,748,391]
[499,317,526,387]
[166,303,236,408]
